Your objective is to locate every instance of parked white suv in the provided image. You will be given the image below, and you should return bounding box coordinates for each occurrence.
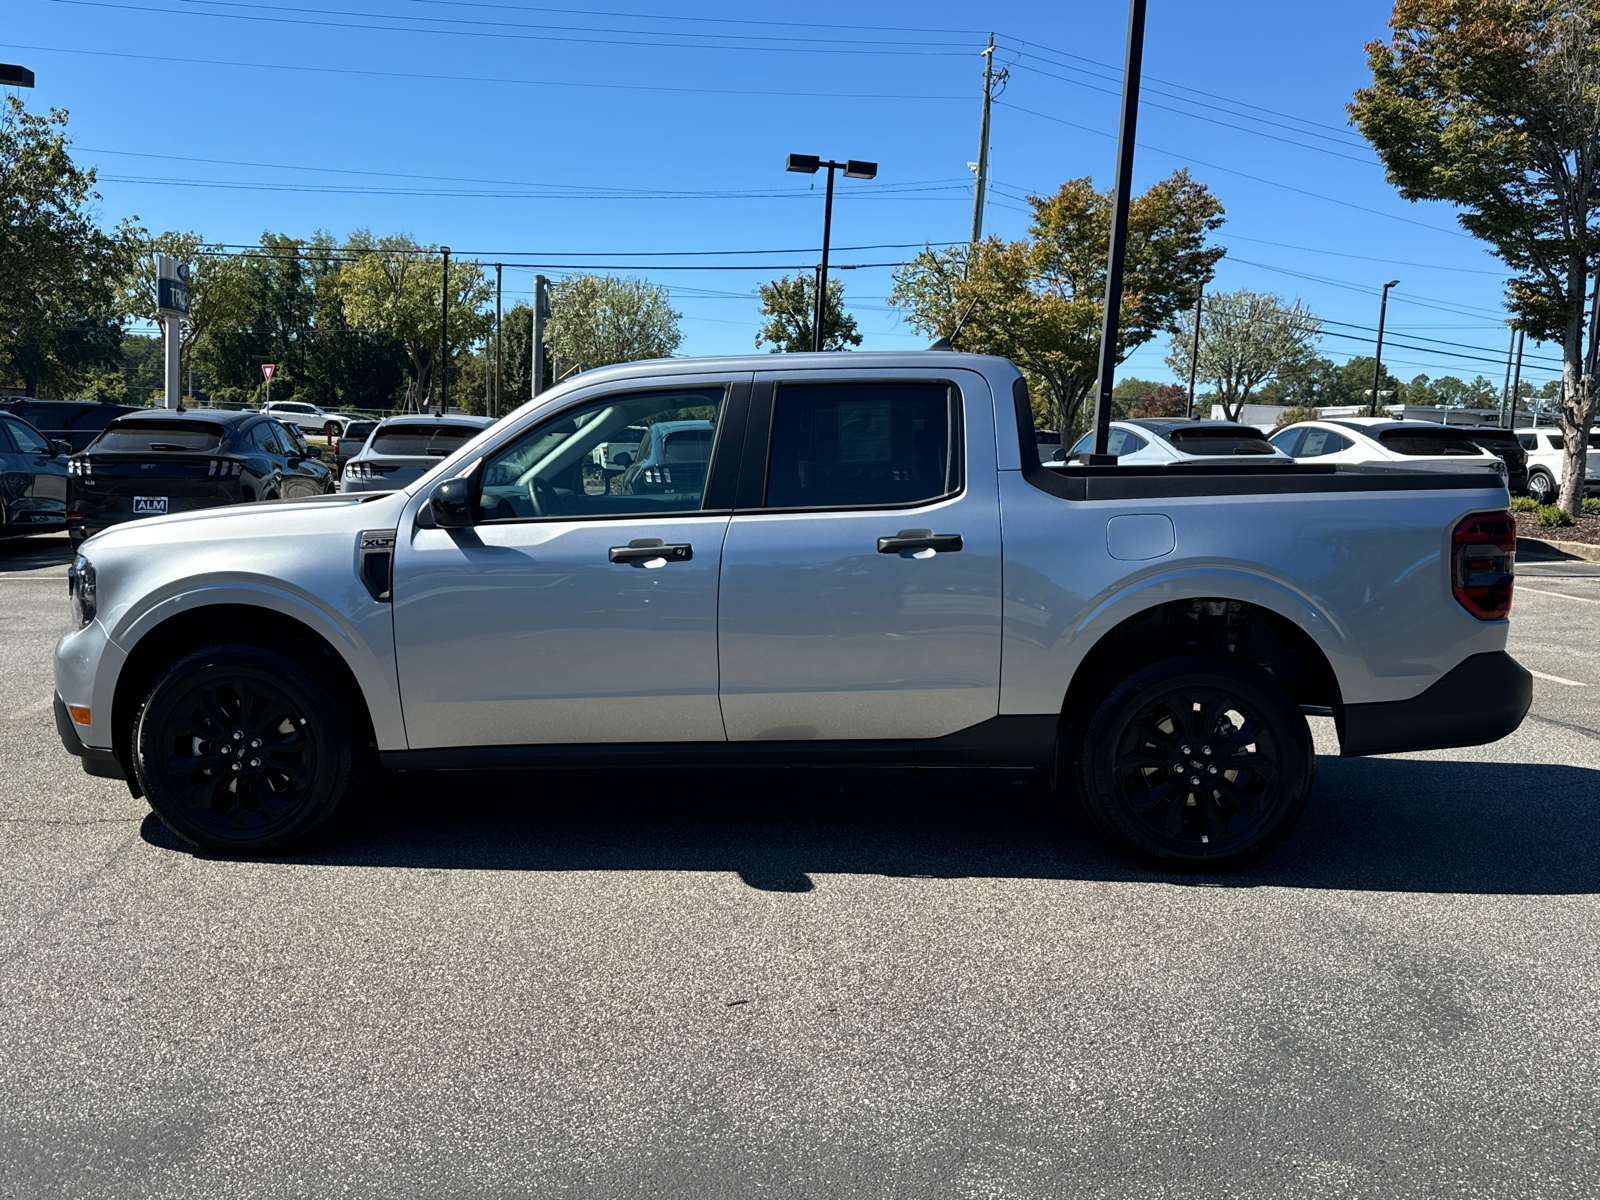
[1516,428,1600,503]
[259,400,333,435]
[1270,417,1507,482]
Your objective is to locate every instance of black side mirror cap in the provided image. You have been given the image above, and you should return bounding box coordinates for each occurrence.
[429,478,474,528]
[54,440,73,456]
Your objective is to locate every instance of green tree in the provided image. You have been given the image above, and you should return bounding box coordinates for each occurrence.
[892,170,1224,434]
[1165,289,1321,421]
[0,97,127,396]
[545,274,681,371]
[333,232,492,408]
[1352,0,1600,512]
[755,274,862,352]
[1128,383,1191,418]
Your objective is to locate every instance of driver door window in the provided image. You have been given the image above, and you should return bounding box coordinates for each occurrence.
[476,387,724,522]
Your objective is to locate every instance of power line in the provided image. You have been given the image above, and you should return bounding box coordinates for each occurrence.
[190,240,962,258]
[2,41,968,100]
[994,99,1472,240]
[384,0,986,38]
[51,0,979,55]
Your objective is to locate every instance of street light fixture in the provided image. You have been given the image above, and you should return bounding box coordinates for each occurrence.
[0,65,35,88]
[1369,279,1400,417]
[786,153,878,352]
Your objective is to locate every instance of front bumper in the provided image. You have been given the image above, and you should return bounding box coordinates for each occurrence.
[1340,651,1532,757]
[53,693,127,782]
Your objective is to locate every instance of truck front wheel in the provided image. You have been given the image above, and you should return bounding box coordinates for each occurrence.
[132,643,357,854]
[1075,654,1314,870]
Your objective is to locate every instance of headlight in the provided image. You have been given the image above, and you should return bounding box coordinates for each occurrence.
[67,555,97,628]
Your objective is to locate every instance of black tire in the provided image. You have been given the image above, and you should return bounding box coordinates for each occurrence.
[132,642,357,853]
[1075,653,1314,871]
[1527,469,1555,504]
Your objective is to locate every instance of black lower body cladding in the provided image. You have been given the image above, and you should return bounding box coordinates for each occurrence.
[1340,651,1532,757]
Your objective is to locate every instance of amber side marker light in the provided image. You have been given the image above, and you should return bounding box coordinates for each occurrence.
[69,706,91,725]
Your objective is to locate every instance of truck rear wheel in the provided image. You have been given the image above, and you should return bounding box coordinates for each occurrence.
[1075,654,1313,870]
[132,643,356,854]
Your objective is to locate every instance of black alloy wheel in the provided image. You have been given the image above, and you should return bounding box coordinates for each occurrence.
[1527,470,1555,504]
[133,643,356,853]
[1076,654,1313,870]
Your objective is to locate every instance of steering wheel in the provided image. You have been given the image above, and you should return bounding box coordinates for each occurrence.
[528,477,562,518]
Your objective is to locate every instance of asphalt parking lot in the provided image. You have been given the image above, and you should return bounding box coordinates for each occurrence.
[2,530,1597,1199]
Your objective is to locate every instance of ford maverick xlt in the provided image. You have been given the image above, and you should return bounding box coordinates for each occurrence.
[53,353,1530,868]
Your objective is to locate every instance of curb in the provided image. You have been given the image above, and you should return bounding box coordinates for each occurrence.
[1518,536,1600,563]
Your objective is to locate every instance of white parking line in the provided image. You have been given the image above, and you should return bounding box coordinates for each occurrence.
[1529,670,1587,687]
[1520,586,1600,604]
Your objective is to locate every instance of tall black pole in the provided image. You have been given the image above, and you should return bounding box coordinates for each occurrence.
[1369,279,1398,417]
[1186,287,1203,419]
[970,33,996,248]
[813,162,837,353]
[1088,0,1148,460]
[439,245,451,412]
[1507,329,1525,429]
[494,263,502,419]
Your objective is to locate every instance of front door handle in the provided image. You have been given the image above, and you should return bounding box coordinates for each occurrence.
[609,538,693,565]
[877,528,963,555]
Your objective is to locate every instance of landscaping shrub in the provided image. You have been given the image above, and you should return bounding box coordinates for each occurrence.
[1583,497,1600,516]
[1537,504,1574,528]
[1510,496,1538,512]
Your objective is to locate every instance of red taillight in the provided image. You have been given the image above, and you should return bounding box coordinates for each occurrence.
[1453,512,1516,620]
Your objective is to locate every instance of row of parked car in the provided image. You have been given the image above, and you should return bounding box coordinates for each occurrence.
[0,399,512,546]
[1046,414,1600,499]
[4,397,1593,548]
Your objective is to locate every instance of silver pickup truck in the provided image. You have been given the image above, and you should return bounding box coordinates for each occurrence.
[52,352,1530,869]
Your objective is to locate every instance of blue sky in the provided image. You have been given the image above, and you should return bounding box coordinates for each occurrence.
[3,0,1560,393]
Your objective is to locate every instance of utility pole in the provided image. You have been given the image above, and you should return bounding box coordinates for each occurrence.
[438,246,451,412]
[1368,279,1399,418]
[813,165,836,353]
[532,274,549,397]
[1186,287,1203,419]
[1500,323,1517,426]
[494,263,503,418]
[1506,329,1525,429]
[1087,0,1148,461]
[969,33,1005,248]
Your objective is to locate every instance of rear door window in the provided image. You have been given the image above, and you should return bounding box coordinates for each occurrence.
[1296,429,1350,457]
[1067,428,1148,458]
[763,382,958,509]
[1269,428,1304,456]
[92,420,226,452]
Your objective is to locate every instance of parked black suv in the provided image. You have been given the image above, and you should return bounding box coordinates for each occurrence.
[0,410,71,538]
[0,399,137,452]
[1456,427,1529,494]
[68,409,335,547]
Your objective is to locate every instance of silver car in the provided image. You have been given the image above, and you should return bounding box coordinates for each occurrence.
[1062,418,1290,464]
[53,352,1528,870]
[341,414,498,492]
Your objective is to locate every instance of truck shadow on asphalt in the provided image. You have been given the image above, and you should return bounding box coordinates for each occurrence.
[142,754,1600,895]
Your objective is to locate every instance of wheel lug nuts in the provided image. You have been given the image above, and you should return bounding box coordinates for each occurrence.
[1190,775,1201,786]
[1173,763,1184,773]
[1180,745,1191,755]
[1202,745,1212,756]
[232,731,243,741]
[249,758,260,768]
[250,738,261,749]
[230,762,241,772]
[1209,765,1218,774]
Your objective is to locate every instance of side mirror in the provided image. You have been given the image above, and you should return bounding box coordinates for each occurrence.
[53,439,72,456]
[429,478,474,528]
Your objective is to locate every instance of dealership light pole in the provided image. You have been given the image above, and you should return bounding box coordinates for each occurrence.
[1368,279,1399,417]
[785,153,877,352]
[1185,286,1204,419]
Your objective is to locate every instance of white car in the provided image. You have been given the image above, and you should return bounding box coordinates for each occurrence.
[1516,428,1600,503]
[341,414,498,493]
[1270,418,1507,483]
[1062,419,1290,465]
[259,400,334,436]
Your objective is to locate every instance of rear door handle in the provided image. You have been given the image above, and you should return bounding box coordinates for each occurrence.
[609,538,693,565]
[877,528,963,555]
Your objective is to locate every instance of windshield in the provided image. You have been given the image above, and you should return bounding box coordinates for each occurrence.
[661,429,713,462]
[1167,427,1277,456]
[341,421,378,443]
[91,419,226,452]
[369,423,483,457]
[1377,428,1486,457]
